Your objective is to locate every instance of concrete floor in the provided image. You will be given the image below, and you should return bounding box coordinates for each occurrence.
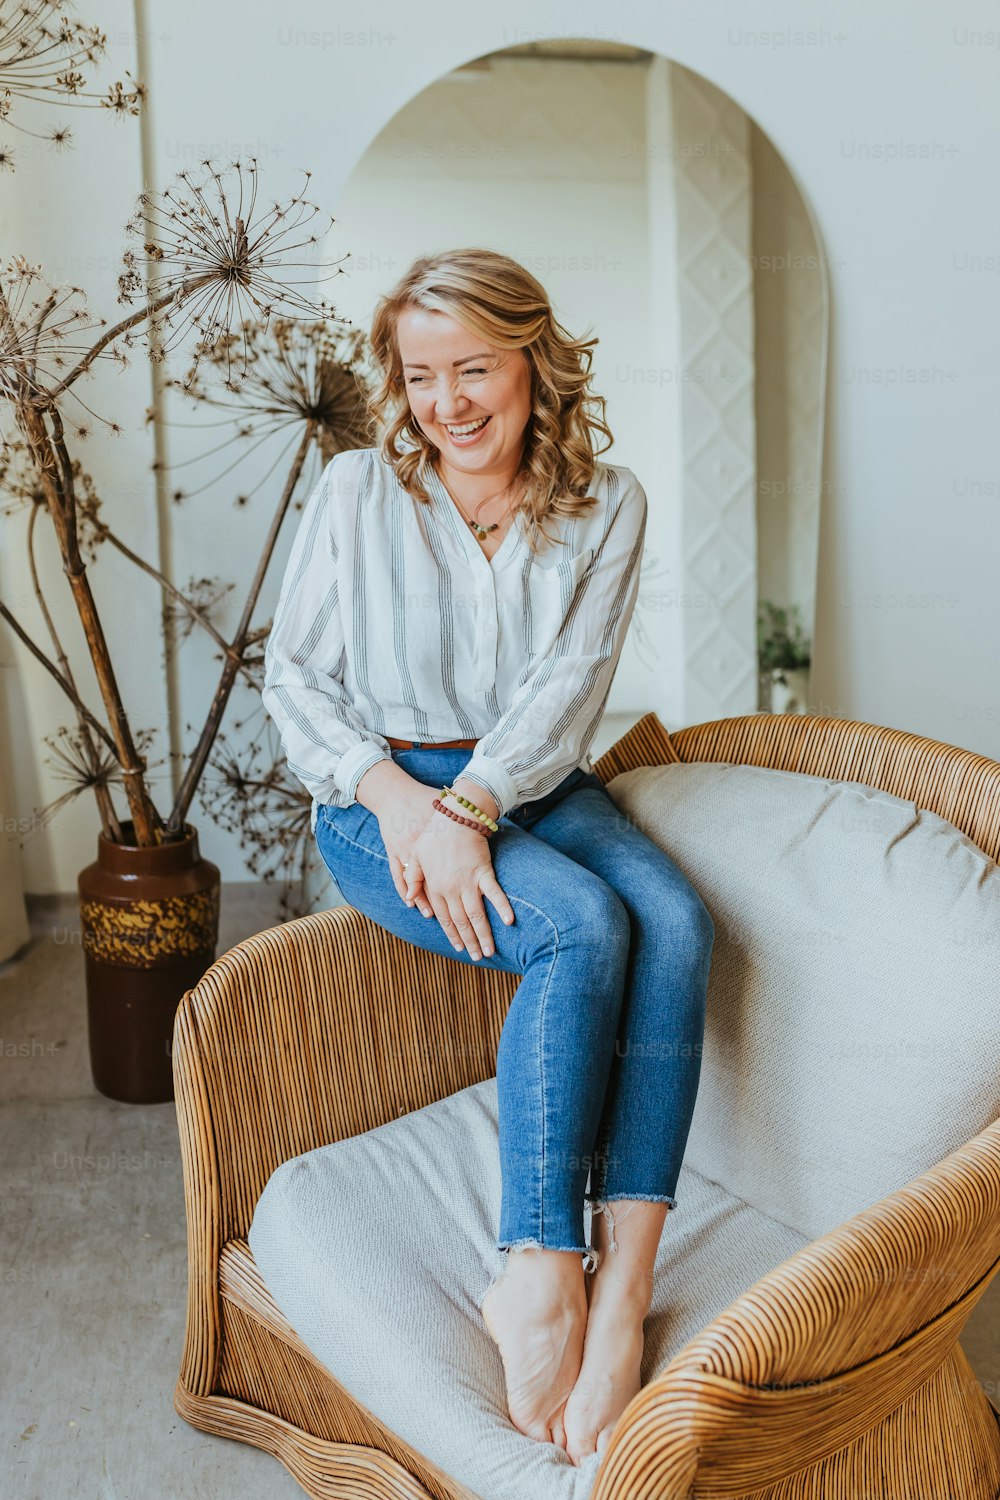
[2,885,305,1500]
[4,865,1000,1496]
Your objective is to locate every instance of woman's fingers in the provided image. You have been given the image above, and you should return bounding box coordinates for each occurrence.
[396,854,434,917]
[423,884,488,960]
[408,872,434,919]
[438,885,498,961]
[401,856,419,901]
[427,890,465,952]
[441,892,483,960]
[411,831,514,956]
[459,887,496,958]
[389,852,409,903]
[481,873,516,927]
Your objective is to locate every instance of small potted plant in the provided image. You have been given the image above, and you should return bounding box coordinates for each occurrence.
[757,600,812,714]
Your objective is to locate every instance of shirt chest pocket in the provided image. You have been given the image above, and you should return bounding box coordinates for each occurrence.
[525,547,596,651]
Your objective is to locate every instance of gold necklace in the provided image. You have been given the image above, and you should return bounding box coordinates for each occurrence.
[435,464,522,541]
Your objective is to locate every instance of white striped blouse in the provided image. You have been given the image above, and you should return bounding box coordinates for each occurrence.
[262,445,648,832]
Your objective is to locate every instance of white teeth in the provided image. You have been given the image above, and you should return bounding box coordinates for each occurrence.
[446,416,490,436]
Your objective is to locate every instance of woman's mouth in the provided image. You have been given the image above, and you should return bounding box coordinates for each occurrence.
[444,414,492,446]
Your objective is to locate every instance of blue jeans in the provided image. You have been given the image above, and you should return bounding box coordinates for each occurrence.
[315,747,715,1265]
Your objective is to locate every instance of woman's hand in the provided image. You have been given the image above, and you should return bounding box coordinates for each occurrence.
[378,786,515,959]
[375,783,440,918]
[409,809,515,960]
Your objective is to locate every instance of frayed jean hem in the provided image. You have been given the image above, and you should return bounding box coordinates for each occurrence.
[497,1237,600,1273]
[586,1193,678,1255]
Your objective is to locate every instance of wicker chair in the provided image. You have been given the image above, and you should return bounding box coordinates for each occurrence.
[172,711,1000,1500]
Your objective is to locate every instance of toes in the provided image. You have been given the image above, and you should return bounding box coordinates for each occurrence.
[516,1416,554,1445]
[596,1424,613,1458]
[563,1404,596,1467]
[549,1417,567,1452]
[567,1434,597,1468]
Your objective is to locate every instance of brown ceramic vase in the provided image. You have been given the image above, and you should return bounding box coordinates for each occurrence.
[77,821,220,1104]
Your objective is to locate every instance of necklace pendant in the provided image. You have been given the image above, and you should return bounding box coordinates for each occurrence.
[470,520,497,540]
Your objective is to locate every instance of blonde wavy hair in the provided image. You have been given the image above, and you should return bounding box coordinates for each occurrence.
[364,248,615,554]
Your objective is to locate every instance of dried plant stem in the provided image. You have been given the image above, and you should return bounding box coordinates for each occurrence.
[85,514,259,691]
[27,505,122,842]
[19,401,162,843]
[61,551,161,842]
[0,596,118,758]
[167,422,314,834]
[44,279,214,402]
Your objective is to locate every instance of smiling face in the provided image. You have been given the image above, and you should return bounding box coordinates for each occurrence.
[396,305,533,487]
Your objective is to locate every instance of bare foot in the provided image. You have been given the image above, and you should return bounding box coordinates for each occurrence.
[561,1270,650,1466]
[480,1249,588,1448]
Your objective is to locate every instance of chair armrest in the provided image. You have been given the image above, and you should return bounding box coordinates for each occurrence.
[591,710,680,783]
[593,1117,1000,1498]
[173,902,519,1239]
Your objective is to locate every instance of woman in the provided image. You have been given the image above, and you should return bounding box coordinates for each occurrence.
[262,248,715,1469]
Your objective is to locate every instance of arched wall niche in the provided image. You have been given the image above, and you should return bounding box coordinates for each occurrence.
[329,36,829,744]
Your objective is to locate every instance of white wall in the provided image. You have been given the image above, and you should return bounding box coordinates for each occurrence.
[8,0,1000,890]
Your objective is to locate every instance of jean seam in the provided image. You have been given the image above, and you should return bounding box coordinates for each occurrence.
[316,818,388,863]
[536,917,558,1247]
[494,887,561,1248]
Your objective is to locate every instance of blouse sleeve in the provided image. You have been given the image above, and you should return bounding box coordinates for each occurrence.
[459,468,648,819]
[261,453,392,804]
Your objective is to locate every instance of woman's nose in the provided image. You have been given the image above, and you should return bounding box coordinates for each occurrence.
[433,386,471,419]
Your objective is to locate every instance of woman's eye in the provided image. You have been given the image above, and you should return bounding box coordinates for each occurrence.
[406,367,489,384]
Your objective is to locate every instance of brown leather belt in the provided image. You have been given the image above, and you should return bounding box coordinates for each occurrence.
[385,735,479,751]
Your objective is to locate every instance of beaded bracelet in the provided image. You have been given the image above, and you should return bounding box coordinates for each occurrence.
[441,785,500,833]
[432,797,492,837]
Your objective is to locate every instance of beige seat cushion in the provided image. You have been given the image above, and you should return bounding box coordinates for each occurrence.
[605,761,1000,1239]
[249,1075,808,1500]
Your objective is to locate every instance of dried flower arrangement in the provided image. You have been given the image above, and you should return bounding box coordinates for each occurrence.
[0,0,144,173]
[160,315,376,917]
[0,154,370,892]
